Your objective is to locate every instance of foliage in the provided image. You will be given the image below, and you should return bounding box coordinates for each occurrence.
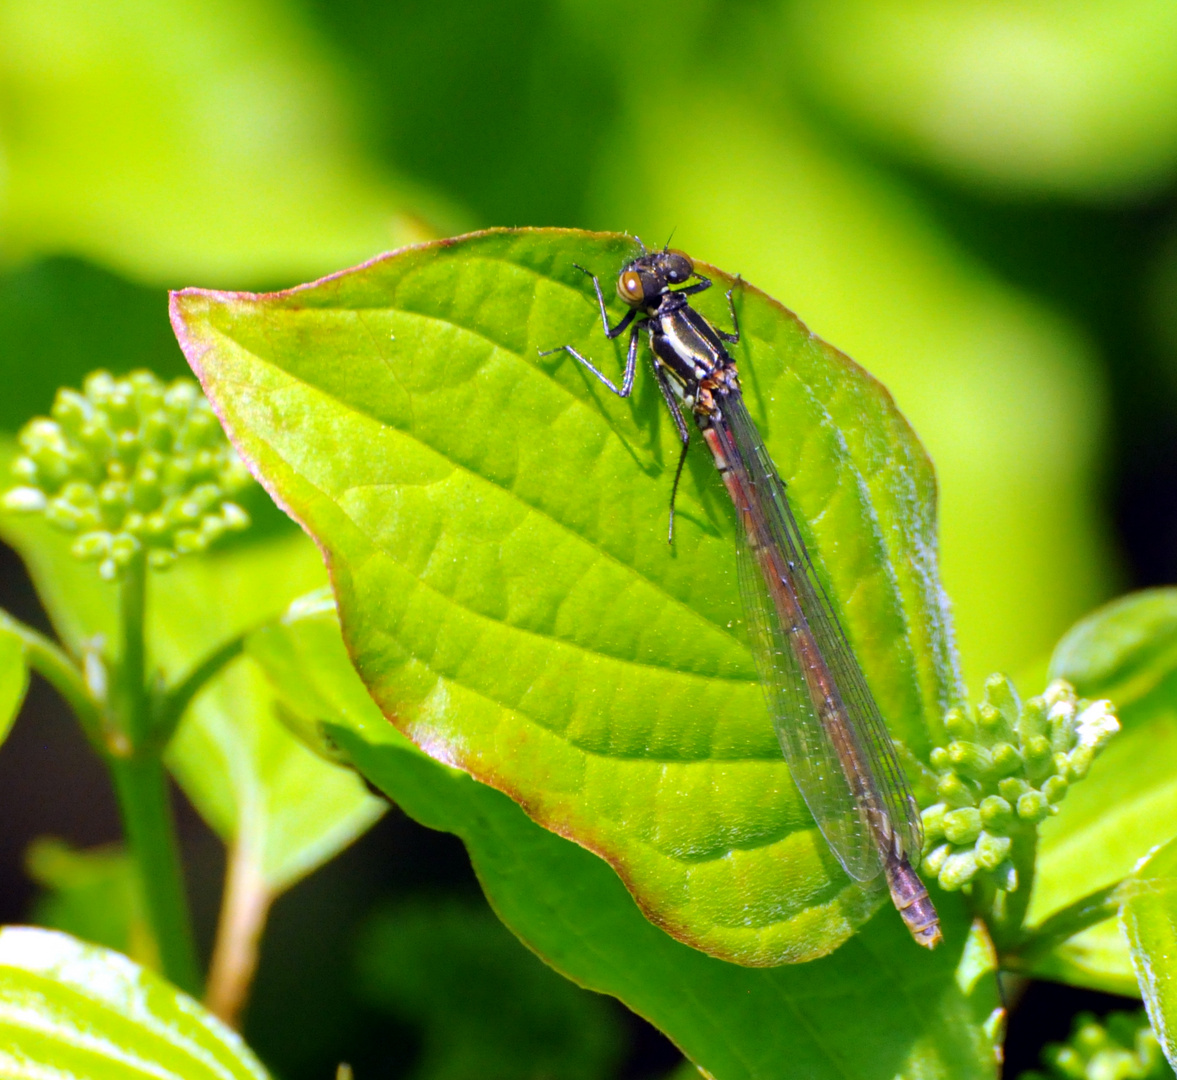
[1,1,1176,1078]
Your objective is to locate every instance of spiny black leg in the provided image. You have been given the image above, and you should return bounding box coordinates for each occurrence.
[572,264,635,340]
[676,275,712,297]
[539,320,639,398]
[652,362,692,544]
[715,278,742,344]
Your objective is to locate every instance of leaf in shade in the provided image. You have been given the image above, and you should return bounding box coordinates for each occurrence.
[24,838,145,962]
[1121,836,1177,1072]
[173,226,962,965]
[355,897,625,1080]
[1026,590,1177,993]
[0,926,270,1079]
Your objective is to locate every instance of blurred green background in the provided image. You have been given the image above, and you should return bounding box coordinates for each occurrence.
[1,0,1174,1077]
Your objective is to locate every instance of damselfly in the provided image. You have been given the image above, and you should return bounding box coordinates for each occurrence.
[541,245,942,949]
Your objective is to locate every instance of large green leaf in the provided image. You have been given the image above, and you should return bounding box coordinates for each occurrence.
[1026,590,1177,993]
[1121,836,1177,1071]
[173,226,961,963]
[249,602,996,1080]
[0,925,269,1079]
[0,437,384,896]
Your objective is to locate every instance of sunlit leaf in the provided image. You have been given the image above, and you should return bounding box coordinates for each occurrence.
[173,226,961,963]
[1025,590,1177,992]
[0,925,269,1079]
[1122,836,1177,1071]
[250,601,995,1080]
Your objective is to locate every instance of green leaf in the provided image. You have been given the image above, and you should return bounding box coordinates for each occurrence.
[1026,590,1177,993]
[249,597,995,1080]
[24,838,151,964]
[173,226,962,965]
[152,539,386,894]
[356,897,625,1080]
[1122,837,1177,1071]
[0,925,270,1079]
[0,623,27,747]
[0,436,384,896]
[1052,589,1177,708]
[0,0,450,285]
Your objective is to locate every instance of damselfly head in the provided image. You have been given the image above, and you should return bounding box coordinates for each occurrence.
[616,249,695,308]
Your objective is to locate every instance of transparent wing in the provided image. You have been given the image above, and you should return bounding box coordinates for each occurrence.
[733,489,880,881]
[718,392,923,876]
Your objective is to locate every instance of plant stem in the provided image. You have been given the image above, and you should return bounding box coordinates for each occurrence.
[205,839,272,1029]
[109,755,201,995]
[118,554,149,745]
[107,554,201,995]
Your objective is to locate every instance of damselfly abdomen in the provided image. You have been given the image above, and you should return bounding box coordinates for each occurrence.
[541,244,942,949]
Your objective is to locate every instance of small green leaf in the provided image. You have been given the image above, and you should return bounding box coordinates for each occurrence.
[173,227,962,964]
[25,838,145,961]
[356,898,625,1080]
[1122,837,1177,1071]
[1052,589,1177,708]
[0,625,27,746]
[0,925,269,1079]
[1026,590,1177,992]
[249,603,996,1080]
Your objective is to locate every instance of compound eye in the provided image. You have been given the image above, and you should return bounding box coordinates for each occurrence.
[618,270,645,304]
[665,250,693,283]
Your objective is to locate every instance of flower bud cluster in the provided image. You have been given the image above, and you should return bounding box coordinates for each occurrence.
[1,370,252,580]
[1025,1012,1170,1080]
[922,675,1119,893]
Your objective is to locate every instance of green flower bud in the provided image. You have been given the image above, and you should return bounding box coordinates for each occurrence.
[921,802,948,841]
[1,369,254,578]
[939,850,977,891]
[1017,790,1052,822]
[943,706,976,740]
[936,772,975,807]
[1023,734,1052,768]
[973,831,1011,870]
[1,486,47,512]
[943,807,983,845]
[979,795,1013,830]
[924,677,1118,901]
[922,843,951,877]
[948,740,994,779]
[990,742,1022,776]
[998,776,1030,802]
[1042,775,1069,804]
[72,531,112,561]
